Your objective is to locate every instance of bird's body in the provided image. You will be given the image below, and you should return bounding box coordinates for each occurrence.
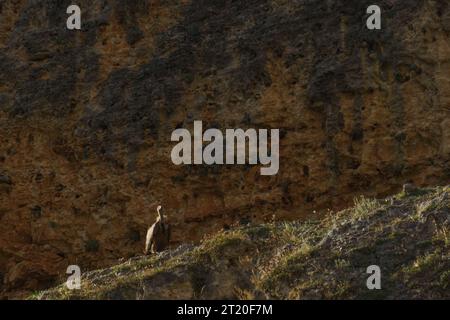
[144,206,170,254]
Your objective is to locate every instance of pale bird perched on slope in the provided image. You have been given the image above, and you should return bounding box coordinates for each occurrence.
[144,205,171,254]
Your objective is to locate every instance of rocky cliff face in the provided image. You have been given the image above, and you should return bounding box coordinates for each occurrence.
[0,0,449,298]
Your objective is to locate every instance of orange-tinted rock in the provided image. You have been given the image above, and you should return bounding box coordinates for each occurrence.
[0,0,449,298]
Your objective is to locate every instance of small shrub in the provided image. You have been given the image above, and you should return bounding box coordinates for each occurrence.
[334,259,351,269]
[352,196,381,219]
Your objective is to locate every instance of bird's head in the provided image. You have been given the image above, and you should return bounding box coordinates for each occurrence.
[156,205,163,221]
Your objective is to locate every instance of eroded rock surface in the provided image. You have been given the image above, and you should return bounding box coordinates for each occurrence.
[0,0,449,298]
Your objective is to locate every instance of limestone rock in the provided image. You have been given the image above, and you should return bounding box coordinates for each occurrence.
[0,0,449,298]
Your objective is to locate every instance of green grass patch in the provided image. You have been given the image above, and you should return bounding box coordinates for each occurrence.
[352,195,383,219]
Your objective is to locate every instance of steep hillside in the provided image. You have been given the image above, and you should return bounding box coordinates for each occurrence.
[0,0,449,298]
[36,186,450,300]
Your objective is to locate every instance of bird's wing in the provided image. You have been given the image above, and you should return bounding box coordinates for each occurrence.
[166,224,171,243]
[145,224,156,252]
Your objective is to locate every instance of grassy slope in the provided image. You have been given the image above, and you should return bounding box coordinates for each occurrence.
[35,186,450,300]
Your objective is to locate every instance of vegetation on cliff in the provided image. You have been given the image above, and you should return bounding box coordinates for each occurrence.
[36,185,450,300]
